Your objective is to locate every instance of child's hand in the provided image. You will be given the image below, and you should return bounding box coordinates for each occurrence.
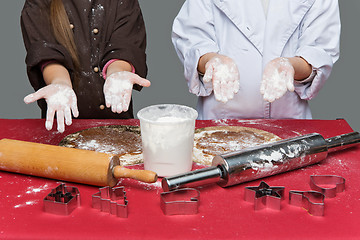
[260,57,295,102]
[203,55,240,103]
[103,71,151,113]
[24,83,79,133]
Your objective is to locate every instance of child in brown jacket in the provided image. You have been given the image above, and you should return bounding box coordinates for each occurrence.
[21,0,150,132]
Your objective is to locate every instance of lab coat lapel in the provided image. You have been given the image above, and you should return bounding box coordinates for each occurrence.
[214,0,266,55]
[264,0,315,58]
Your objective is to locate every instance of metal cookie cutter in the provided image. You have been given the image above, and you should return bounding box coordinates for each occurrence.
[43,183,80,215]
[310,175,345,198]
[160,188,200,215]
[92,186,128,218]
[244,181,285,211]
[289,190,325,216]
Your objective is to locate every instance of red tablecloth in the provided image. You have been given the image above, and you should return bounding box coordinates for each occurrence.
[0,119,359,239]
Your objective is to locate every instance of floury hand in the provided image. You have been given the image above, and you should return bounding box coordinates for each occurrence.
[260,57,295,102]
[24,83,79,133]
[103,71,151,114]
[203,55,240,103]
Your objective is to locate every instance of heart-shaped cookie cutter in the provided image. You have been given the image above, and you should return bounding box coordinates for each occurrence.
[160,188,200,215]
[310,175,345,198]
[43,183,80,215]
[289,190,325,216]
[92,186,128,218]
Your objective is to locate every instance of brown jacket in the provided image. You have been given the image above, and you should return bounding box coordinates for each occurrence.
[21,0,147,119]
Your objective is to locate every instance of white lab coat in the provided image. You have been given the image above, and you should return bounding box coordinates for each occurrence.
[172,0,340,120]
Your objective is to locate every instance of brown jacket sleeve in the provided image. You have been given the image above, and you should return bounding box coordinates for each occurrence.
[100,0,147,84]
[21,0,74,91]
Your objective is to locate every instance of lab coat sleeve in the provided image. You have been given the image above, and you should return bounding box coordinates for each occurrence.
[294,0,340,100]
[172,0,219,97]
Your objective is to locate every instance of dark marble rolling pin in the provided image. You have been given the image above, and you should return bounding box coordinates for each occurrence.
[162,132,360,191]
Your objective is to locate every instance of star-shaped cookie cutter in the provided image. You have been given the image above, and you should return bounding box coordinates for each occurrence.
[160,188,200,215]
[244,181,285,210]
[289,190,325,216]
[310,175,345,198]
[43,183,80,215]
[92,186,128,218]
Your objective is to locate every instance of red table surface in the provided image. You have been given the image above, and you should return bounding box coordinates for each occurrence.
[0,118,359,240]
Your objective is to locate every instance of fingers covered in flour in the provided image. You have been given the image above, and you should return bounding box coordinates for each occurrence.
[24,83,78,133]
[104,71,151,114]
[203,55,240,103]
[261,57,295,102]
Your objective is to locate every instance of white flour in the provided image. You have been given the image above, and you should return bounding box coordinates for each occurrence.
[106,72,133,95]
[77,139,121,154]
[14,200,38,209]
[213,119,230,125]
[139,105,197,177]
[141,117,195,176]
[25,184,49,194]
[210,57,240,103]
[136,180,162,191]
[262,57,294,101]
[47,85,74,106]
[214,60,233,81]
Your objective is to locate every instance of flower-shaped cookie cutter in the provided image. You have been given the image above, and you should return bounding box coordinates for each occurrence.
[160,188,200,215]
[289,190,325,216]
[92,186,128,218]
[310,175,345,198]
[43,183,80,215]
[244,181,285,211]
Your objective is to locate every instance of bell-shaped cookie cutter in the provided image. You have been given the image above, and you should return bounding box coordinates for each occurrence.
[43,183,80,215]
[289,190,325,216]
[160,188,200,215]
[310,175,345,198]
[92,186,128,218]
[244,181,285,211]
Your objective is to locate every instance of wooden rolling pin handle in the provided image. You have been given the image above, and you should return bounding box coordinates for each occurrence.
[112,166,158,183]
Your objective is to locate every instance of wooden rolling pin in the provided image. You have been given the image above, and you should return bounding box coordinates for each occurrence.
[0,139,157,187]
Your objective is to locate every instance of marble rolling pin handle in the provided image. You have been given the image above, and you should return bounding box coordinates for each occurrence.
[113,166,157,183]
[0,139,157,187]
[162,166,223,192]
[325,131,360,153]
[162,132,360,191]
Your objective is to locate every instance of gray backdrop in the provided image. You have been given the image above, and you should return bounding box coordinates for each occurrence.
[1,1,359,130]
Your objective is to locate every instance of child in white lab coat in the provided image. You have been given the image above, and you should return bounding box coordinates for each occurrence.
[172,0,340,120]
